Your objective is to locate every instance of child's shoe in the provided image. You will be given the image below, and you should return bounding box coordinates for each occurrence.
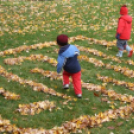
[128,50,133,57]
[116,52,122,57]
[77,94,82,98]
[63,84,69,89]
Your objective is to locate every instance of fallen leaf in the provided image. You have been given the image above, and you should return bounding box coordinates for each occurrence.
[117,121,123,127]
[101,97,108,102]
[92,107,97,110]
[88,131,91,134]
[93,92,100,97]
[107,126,115,130]
[85,98,90,101]
[130,129,134,134]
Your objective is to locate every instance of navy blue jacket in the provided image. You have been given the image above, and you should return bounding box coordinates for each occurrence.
[57,44,81,73]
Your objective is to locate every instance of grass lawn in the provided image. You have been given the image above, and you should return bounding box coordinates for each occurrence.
[0,0,134,133]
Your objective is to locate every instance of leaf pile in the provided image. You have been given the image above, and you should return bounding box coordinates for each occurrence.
[4,54,57,66]
[97,74,134,91]
[31,68,63,80]
[0,87,20,100]
[16,100,56,115]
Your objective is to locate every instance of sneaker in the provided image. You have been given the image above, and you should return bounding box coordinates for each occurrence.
[116,53,122,57]
[128,50,133,57]
[77,94,82,98]
[63,84,69,89]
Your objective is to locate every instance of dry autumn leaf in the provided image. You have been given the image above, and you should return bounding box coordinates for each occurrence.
[116,121,123,127]
[130,129,134,134]
[94,92,100,97]
[101,97,108,102]
[107,126,115,130]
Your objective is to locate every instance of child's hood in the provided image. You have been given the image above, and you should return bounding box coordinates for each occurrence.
[59,45,79,58]
[120,15,132,23]
[58,44,70,54]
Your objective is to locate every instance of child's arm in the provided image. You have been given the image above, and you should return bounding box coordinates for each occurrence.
[117,19,125,37]
[57,55,66,73]
[74,46,80,55]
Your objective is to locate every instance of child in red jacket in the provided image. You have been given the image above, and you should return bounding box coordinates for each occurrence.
[116,5,133,57]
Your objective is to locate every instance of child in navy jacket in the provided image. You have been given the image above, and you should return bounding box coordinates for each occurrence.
[56,34,82,98]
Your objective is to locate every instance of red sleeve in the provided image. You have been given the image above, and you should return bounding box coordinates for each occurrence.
[117,19,125,34]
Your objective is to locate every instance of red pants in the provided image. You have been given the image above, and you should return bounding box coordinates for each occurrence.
[63,70,82,95]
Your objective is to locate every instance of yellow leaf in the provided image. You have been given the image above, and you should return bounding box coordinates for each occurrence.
[110,105,115,109]
[74,98,77,101]
[88,131,91,134]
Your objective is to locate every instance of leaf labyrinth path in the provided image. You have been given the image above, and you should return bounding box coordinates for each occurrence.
[0,65,74,100]
[4,45,134,80]
[1,103,134,133]
[1,0,134,132]
[78,55,134,78]
[0,87,20,100]
[1,35,133,57]
[0,35,86,57]
[97,74,134,91]
[4,53,134,78]
[4,54,57,66]
[1,36,134,133]
[54,45,134,66]
[76,45,134,66]
[30,68,134,103]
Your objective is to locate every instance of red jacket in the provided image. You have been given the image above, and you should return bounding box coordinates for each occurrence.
[116,15,132,40]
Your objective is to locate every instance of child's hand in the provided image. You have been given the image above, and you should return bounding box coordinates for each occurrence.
[116,34,120,39]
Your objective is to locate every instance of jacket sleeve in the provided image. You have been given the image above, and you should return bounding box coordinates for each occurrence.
[57,55,66,73]
[117,18,125,34]
[74,46,80,55]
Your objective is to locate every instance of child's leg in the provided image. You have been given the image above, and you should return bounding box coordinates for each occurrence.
[126,45,131,51]
[125,42,133,57]
[116,49,123,57]
[116,39,124,57]
[63,70,70,85]
[71,71,82,95]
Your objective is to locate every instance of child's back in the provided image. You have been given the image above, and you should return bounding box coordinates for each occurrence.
[56,34,82,98]
[58,44,81,73]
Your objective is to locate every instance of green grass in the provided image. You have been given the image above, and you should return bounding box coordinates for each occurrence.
[0,0,134,133]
